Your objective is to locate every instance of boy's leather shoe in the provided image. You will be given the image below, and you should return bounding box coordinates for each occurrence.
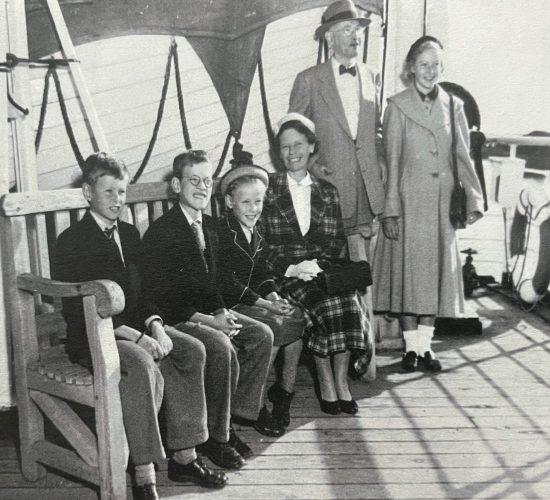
[197,438,245,469]
[233,407,285,437]
[401,351,418,372]
[168,457,227,488]
[229,427,253,459]
[133,483,159,500]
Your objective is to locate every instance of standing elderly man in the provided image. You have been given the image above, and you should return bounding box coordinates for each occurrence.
[289,0,386,255]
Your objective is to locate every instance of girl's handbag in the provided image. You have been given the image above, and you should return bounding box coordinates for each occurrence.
[449,94,468,229]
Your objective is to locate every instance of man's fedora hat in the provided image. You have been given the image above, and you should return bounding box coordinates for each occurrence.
[314,0,371,40]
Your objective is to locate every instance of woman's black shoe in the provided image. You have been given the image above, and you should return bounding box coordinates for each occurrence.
[420,351,442,372]
[267,382,294,427]
[338,399,359,415]
[401,351,418,372]
[319,399,341,415]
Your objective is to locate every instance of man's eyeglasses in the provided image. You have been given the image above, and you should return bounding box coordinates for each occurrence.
[333,26,366,36]
[181,175,213,188]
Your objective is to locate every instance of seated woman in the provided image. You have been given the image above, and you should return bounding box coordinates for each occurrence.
[217,151,305,430]
[261,113,369,415]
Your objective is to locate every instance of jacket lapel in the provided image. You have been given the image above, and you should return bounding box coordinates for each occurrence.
[318,61,353,139]
[273,174,302,237]
[226,214,255,263]
[166,205,210,273]
[308,176,328,234]
[390,85,449,134]
[83,211,125,267]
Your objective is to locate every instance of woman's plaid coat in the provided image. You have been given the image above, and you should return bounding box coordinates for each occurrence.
[261,172,367,357]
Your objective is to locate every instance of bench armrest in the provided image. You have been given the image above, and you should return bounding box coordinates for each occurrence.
[17,273,125,319]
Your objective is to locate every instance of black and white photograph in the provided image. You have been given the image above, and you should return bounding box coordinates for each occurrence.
[1,1,549,498]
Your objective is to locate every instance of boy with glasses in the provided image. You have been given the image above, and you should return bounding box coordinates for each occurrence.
[141,150,284,464]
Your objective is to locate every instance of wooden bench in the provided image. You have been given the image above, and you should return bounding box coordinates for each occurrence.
[1,178,376,498]
[0,181,184,499]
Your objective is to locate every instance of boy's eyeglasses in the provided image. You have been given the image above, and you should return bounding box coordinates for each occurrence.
[182,175,213,188]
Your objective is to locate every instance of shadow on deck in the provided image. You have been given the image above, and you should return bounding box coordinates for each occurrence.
[2,288,550,499]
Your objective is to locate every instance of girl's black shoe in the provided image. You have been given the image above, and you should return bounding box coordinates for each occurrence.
[420,351,442,372]
[401,351,418,372]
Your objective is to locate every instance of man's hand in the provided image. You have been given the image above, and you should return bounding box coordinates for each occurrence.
[381,217,399,240]
[150,320,173,358]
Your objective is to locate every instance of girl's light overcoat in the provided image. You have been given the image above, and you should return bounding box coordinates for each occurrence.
[373,86,484,317]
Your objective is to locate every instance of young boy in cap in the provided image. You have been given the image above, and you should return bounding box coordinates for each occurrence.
[217,149,305,430]
[54,152,228,500]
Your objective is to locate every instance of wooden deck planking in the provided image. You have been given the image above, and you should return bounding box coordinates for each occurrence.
[1,289,550,499]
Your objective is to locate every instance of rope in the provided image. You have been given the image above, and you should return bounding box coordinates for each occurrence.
[131,43,174,184]
[257,55,275,152]
[35,66,53,152]
[7,93,29,115]
[172,39,192,150]
[132,40,195,183]
[0,52,77,69]
[50,67,85,169]
[214,131,235,178]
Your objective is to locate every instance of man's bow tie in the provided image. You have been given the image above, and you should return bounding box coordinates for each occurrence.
[339,64,356,77]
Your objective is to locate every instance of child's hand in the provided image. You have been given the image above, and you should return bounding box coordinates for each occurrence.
[267,299,294,316]
[138,335,164,360]
[211,309,242,338]
[150,320,173,358]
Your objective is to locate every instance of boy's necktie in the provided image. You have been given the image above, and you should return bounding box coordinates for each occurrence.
[191,220,208,271]
[104,226,124,264]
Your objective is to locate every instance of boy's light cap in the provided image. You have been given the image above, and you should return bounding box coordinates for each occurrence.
[274,112,316,136]
[220,164,269,197]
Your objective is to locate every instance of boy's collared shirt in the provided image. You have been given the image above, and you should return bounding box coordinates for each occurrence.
[89,209,124,264]
[239,223,254,245]
[179,202,203,226]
